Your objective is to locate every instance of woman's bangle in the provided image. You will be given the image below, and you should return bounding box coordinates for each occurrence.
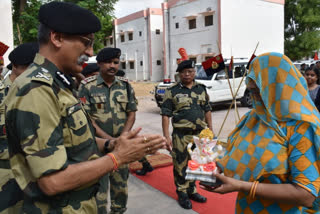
[107,153,119,171]
[249,181,259,199]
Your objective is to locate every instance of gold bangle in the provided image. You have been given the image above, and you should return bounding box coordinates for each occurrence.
[251,181,259,199]
[249,181,259,199]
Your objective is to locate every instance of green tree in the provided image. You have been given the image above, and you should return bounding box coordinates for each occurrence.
[11,0,117,52]
[285,0,320,60]
[66,0,117,51]
[12,0,43,44]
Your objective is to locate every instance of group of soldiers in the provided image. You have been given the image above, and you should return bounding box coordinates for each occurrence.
[0,1,215,213]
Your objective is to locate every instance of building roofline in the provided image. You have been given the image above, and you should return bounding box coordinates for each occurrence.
[114,8,162,25]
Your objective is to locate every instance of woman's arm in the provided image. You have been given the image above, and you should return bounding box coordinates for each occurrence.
[201,172,315,208]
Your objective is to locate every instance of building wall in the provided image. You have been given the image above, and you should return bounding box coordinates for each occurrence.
[149,14,164,82]
[220,0,284,58]
[167,0,219,80]
[113,9,163,82]
[116,17,147,81]
[111,0,284,82]
[0,0,14,66]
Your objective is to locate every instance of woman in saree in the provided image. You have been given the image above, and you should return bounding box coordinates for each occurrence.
[201,52,320,213]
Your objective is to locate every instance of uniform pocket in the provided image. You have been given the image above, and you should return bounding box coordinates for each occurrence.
[116,95,128,112]
[66,104,90,146]
[90,95,107,113]
[197,95,206,105]
[176,97,191,110]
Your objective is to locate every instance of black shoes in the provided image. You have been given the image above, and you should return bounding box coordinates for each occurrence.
[188,193,207,203]
[177,192,192,209]
[135,162,153,176]
[177,192,207,209]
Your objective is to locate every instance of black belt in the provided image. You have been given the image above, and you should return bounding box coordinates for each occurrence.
[0,159,10,169]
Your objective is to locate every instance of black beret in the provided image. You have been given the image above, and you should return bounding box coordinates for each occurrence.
[96,48,121,62]
[116,69,125,77]
[9,42,39,66]
[38,1,101,34]
[82,63,99,76]
[176,60,195,72]
[6,63,12,70]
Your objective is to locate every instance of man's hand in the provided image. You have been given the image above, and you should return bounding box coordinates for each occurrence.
[112,128,167,166]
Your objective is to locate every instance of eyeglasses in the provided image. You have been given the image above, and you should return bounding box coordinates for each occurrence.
[78,36,94,48]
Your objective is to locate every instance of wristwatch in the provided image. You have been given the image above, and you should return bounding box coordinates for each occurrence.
[104,139,111,154]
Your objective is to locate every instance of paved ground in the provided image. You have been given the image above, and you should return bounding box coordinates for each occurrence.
[119,89,250,214]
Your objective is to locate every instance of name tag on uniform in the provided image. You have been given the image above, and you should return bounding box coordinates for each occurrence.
[176,94,188,98]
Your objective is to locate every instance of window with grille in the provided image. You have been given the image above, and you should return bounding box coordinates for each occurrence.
[121,62,126,69]
[128,32,133,41]
[189,19,196,29]
[120,35,125,42]
[129,61,134,69]
[205,15,213,26]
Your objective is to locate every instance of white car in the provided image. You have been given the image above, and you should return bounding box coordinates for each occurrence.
[195,59,251,106]
[153,58,252,107]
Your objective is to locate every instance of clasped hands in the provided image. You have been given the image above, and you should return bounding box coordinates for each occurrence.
[111,128,171,166]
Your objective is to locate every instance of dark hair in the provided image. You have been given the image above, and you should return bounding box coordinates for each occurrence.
[306,67,320,84]
[310,64,315,70]
[38,23,52,45]
[313,68,320,84]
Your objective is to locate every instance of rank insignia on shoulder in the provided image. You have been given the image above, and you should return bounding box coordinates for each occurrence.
[36,72,51,81]
[32,71,52,84]
[116,76,128,82]
[85,75,97,83]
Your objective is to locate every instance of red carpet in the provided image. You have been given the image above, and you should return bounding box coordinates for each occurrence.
[133,165,237,214]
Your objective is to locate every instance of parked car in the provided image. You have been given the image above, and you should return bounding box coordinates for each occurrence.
[153,78,175,107]
[153,58,252,107]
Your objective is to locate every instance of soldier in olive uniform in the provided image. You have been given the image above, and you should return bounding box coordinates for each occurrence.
[78,48,137,214]
[161,60,213,209]
[0,42,38,213]
[5,2,166,213]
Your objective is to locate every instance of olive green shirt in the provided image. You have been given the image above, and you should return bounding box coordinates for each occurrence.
[160,81,211,131]
[78,74,137,137]
[5,54,100,213]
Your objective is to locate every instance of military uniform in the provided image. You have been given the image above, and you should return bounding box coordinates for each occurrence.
[78,74,137,214]
[5,54,101,213]
[160,81,211,195]
[0,76,24,213]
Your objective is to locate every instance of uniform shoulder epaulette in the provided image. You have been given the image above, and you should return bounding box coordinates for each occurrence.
[195,81,206,88]
[0,81,5,90]
[30,66,53,86]
[81,75,97,85]
[116,76,128,82]
[168,82,179,89]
